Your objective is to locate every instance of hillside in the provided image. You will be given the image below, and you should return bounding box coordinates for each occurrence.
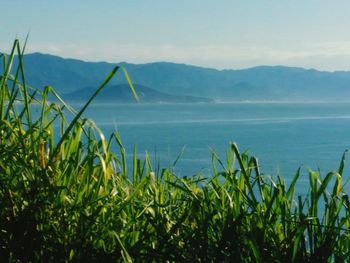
[12,52,350,101]
[63,84,213,103]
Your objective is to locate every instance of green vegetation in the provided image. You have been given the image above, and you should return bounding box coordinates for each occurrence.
[1,40,350,262]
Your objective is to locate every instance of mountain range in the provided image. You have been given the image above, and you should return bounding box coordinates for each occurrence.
[10,52,350,102]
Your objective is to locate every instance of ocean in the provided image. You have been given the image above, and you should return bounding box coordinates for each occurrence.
[81,101,350,192]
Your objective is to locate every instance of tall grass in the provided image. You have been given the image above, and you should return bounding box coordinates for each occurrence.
[1,40,350,262]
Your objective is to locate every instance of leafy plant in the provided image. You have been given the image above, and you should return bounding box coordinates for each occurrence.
[1,40,350,262]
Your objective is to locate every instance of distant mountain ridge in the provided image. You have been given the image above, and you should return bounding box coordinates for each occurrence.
[9,52,350,101]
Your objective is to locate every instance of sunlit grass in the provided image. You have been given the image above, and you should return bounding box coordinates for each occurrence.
[1,40,350,262]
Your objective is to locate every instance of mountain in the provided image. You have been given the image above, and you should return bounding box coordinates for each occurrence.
[10,52,350,101]
[63,84,213,103]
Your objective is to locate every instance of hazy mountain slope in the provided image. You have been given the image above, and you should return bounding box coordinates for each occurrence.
[11,52,350,101]
[63,84,213,103]
[14,53,116,92]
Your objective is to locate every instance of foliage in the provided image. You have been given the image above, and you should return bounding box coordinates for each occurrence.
[1,40,350,262]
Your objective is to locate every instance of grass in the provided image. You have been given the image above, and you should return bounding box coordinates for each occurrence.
[1,39,350,262]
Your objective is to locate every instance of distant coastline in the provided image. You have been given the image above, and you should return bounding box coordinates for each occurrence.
[12,52,350,103]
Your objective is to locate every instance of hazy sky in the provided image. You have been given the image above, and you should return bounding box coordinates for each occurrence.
[2,0,350,70]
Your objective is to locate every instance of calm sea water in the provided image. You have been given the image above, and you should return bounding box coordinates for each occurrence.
[81,102,350,192]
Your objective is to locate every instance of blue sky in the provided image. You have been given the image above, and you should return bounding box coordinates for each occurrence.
[2,0,350,70]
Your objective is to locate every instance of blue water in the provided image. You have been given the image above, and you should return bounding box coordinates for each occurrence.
[81,102,350,191]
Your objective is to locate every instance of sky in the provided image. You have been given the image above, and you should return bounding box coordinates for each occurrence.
[2,0,350,70]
